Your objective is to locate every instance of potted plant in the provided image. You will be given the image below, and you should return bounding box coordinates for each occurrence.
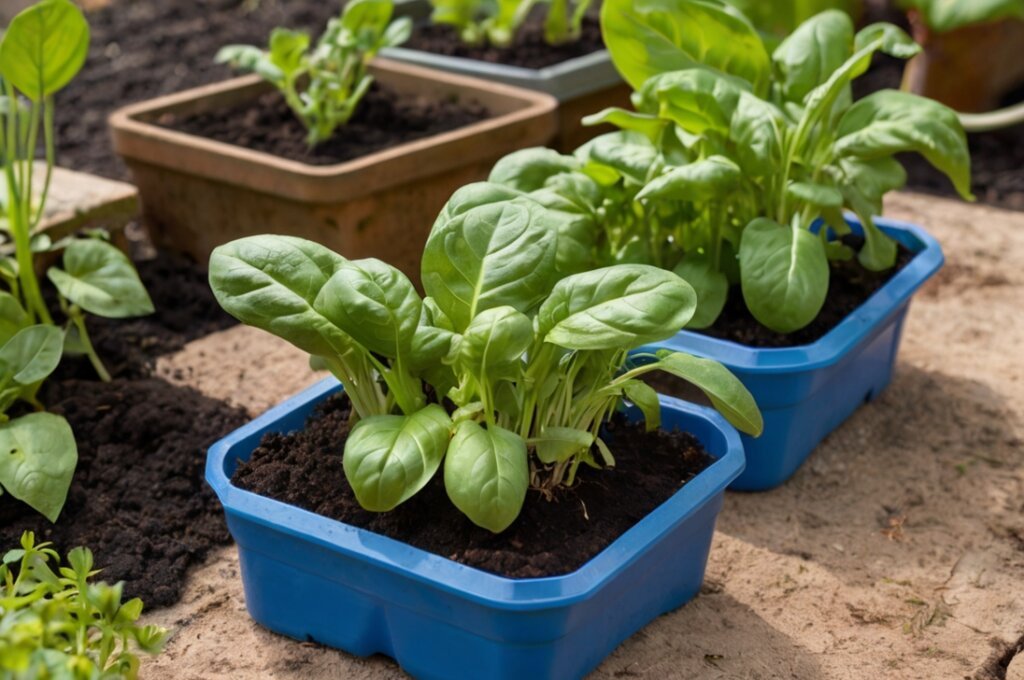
[0,0,154,523]
[109,0,557,281]
[380,0,630,150]
[483,0,970,489]
[204,184,762,678]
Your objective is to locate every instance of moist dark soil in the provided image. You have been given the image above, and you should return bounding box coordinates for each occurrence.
[233,395,714,579]
[403,13,604,70]
[701,241,915,348]
[0,251,245,607]
[56,0,342,179]
[160,85,489,166]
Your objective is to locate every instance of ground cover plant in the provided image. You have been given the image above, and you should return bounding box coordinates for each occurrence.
[0,0,153,523]
[0,532,166,679]
[216,0,413,147]
[486,0,973,334]
[209,186,761,532]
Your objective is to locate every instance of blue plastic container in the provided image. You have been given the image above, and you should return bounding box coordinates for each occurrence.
[643,217,943,491]
[206,377,744,680]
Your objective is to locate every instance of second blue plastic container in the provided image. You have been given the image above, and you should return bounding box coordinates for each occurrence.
[643,216,943,491]
[206,377,744,680]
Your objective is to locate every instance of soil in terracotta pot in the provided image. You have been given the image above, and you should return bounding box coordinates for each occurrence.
[403,12,604,70]
[233,395,714,579]
[0,250,246,608]
[699,239,915,348]
[159,85,490,166]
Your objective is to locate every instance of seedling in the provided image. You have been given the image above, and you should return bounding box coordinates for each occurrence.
[430,0,593,47]
[210,187,761,533]
[217,0,413,147]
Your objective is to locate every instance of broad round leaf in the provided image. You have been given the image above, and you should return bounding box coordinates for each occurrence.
[772,10,854,103]
[673,255,728,329]
[488,148,580,192]
[0,324,63,385]
[538,264,697,350]
[0,0,89,101]
[458,306,533,382]
[343,404,452,512]
[637,156,741,203]
[313,258,422,361]
[654,351,763,436]
[444,420,528,533]
[634,68,744,135]
[739,218,829,333]
[0,412,77,522]
[47,239,154,319]
[422,185,558,331]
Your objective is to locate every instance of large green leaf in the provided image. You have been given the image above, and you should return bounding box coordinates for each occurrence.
[457,306,533,383]
[208,235,351,357]
[343,404,452,512]
[730,92,787,176]
[47,240,154,319]
[634,68,744,135]
[654,350,762,435]
[772,10,854,103]
[313,258,421,361]
[0,325,63,385]
[488,148,580,192]
[673,255,729,329]
[0,0,89,101]
[578,131,661,185]
[0,413,77,522]
[538,265,697,350]
[602,0,771,94]
[835,89,973,201]
[636,156,741,203]
[421,185,558,331]
[739,218,829,333]
[444,420,528,533]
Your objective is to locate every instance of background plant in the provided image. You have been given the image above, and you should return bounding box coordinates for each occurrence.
[897,0,1024,33]
[0,0,153,523]
[494,0,972,334]
[0,532,167,679]
[217,0,412,147]
[210,186,760,534]
[430,0,593,47]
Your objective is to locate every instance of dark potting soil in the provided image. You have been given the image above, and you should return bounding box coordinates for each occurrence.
[233,395,714,579]
[0,250,246,607]
[160,85,490,166]
[700,240,916,348]
[55,0,342,179]
[403,13,604,70]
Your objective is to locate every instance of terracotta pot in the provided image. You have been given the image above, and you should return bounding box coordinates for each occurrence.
[109,59,557,280]
[903,13,1024,113]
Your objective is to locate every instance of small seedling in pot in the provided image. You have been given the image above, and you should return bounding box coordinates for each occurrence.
[0,531,167,679]
[430,0,593,47]
[0,0,154,523]
[216,0,413,147]
[209,186,761,533]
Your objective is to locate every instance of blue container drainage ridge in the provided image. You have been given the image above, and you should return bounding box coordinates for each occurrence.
[206,377,744,680]
[640,216,944,492]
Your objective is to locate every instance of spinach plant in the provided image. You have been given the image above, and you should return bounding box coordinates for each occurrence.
[210,185,760,533]
[0,0,153,523]
[217,0,413,147]
[898,0,1024,33]
[430,0,593,47]
[0,532,167,679]
[496,0,972,334]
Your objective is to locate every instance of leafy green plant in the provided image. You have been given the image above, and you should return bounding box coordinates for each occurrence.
[209,185,761,533]
[898,0,1024,33]
[0,0,154,522]
[495,1,972,334]
[430,0,593,47]
[216,0,413,147]
[725,0,862,45]
[0,532,167,679]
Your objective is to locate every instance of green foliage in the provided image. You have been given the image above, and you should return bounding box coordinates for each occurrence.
[724,0,862,46]
[216,0,412,146]
[210,188,761,533]
[490,1,971,334]
[0,532,167,679]
[430,0,593,47]
[0,1,153,522]
[898,0,1024,33]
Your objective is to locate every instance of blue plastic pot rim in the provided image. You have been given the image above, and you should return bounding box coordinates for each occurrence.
[207,377,743,610]
[639,217,945,373]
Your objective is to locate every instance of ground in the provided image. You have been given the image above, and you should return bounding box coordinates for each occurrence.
[138,191,1024,679]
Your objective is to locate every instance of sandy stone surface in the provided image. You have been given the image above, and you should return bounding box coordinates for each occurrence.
[140,192,1024,679]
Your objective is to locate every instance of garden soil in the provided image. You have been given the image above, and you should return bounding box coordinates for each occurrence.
[140,191,1024,679]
